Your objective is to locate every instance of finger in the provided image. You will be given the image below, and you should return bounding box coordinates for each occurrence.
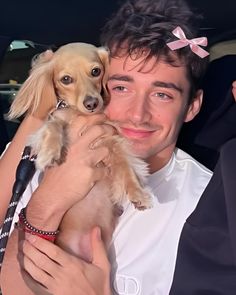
[70,114,107,137]
[84,123,115,143]
[69,121,114,149]
[73,114,106,127]
[20,252,53,290]
[21,269,52,295]
[22,239,61,279]
[18,247,52,294]
[92,167,109,184]
[91,145,110,164]
[83,113,107,125]
[25,234,73,267]
[90,145,111,181]
[91,227,110,273]
[87,125,116,149]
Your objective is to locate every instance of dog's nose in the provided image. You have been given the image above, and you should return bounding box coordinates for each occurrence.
[83,96,99,111]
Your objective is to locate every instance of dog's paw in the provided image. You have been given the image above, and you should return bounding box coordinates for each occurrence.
[54,146,67,165]
[35,145,66,170]
[129,188,153,210]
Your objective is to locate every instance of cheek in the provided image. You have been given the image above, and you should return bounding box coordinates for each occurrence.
[104,104,116,120]
[104,99,122,119]
[157,106,185,130]
[166,110,187,136]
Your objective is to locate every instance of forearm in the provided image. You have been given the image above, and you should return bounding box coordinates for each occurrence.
[25,188,66,232]
[0,115,43,226]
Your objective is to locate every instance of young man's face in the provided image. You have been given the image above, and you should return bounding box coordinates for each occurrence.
[105,54,202,172]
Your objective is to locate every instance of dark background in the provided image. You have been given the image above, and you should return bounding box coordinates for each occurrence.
[0,0,236,47]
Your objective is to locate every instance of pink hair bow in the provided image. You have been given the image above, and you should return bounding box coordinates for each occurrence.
[166,26,209,58]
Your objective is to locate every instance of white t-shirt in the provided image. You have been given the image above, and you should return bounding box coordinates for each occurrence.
[8,147,212,295]
[108,148,212,295]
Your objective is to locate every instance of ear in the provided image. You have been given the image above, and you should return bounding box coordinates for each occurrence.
[184,89,203,122]
[97,46,110,105]
[31,49,54,68]
[8,50,57,120]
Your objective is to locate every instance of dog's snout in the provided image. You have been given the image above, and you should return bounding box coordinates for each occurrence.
[83,96,99,111]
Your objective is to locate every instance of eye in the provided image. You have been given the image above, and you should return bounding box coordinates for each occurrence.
[91,67,101,77]
[61,75,73,85]
[107,81,129,95]
[113,86,127,92]
[153,92,172,100]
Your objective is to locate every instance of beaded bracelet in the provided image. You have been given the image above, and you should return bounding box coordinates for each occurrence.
[18,207,59,242]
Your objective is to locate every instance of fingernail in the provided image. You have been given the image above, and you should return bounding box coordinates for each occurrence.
[89,138,102,150]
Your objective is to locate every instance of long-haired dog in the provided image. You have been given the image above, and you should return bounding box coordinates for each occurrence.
[8,43,152,262]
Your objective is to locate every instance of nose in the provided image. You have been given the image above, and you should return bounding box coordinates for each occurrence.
[83,96,99,111]
[129,95,151,123]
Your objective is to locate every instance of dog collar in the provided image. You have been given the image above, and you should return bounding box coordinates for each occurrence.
[56,98,68,109]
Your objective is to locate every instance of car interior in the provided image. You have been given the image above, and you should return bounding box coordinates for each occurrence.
[0,0,236,170]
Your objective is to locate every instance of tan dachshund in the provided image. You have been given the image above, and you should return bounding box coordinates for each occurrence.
[8,43,153,262]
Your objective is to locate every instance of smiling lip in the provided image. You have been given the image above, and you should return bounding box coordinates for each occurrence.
[120,127,155,139]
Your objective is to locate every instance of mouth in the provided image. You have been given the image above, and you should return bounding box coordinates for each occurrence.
[120,127,155,139]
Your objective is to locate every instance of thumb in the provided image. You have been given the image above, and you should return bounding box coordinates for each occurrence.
[91,227,110,273]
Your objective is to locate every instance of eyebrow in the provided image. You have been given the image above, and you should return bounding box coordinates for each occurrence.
[152,81,183,94]
[108,75,183,94]
[108,74,134,82]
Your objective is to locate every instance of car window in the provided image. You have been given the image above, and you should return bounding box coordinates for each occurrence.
[0,40,51,153]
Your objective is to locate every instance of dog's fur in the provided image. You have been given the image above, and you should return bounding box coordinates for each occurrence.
[9,43,152,262]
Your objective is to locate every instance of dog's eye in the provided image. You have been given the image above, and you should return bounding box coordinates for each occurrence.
[91,67,101,77]
[61,75,73,85]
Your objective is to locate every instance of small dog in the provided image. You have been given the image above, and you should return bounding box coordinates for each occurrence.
[9,43,152,261]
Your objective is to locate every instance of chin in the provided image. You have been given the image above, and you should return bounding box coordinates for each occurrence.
[129,145,150,159]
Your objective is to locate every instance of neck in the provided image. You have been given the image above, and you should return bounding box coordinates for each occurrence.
[147,148,175,174]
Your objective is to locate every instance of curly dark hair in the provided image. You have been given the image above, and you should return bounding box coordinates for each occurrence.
[100,0,209,103]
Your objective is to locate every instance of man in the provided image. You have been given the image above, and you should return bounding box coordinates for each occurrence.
[170,81,236,294]
[0,0,212,294]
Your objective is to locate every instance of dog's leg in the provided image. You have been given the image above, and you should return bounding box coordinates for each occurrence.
[106,136,153,210]
[28,117,68,170]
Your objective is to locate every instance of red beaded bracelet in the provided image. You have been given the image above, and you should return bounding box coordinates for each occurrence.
[18,207,59,242]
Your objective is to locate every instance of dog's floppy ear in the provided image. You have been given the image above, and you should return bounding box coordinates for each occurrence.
[97,46,110,105]
[31,49,54,68]
[8,49,57,120]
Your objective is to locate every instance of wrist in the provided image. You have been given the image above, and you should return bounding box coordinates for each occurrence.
[25,189,66,232]
[18,207,59,242]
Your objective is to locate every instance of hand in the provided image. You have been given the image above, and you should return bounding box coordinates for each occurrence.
[26,114,115,230]
[19,227,111,295]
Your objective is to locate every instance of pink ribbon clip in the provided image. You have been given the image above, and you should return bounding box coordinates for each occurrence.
[166,26,209,58]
